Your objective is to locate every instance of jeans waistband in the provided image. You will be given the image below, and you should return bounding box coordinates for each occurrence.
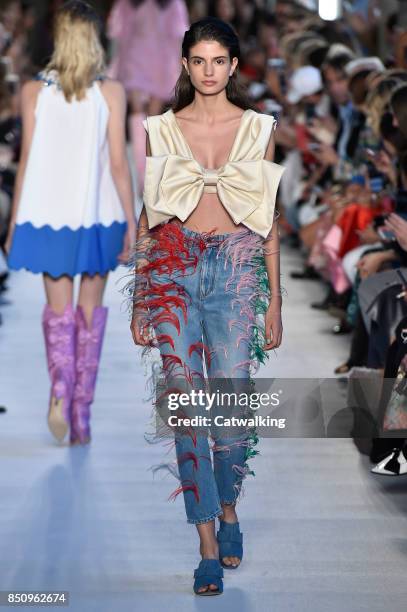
[176,223,249,244]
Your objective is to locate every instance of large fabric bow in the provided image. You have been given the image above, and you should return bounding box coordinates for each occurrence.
[151,154,265,224]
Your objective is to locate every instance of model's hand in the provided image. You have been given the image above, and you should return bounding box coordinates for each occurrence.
[118,223,137,264]
[264,305,283,350]
[130,312,153,346]
[4,222,15,255]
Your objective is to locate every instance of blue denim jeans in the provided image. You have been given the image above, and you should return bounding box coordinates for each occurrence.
[142,222,267,524]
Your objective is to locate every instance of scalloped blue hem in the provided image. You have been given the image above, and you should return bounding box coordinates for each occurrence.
[7,221,127,278]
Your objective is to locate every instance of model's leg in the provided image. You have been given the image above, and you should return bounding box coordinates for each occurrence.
[151,284,223,593]
[148,272,223,511]
[43,273,74,313]
[70,273,108,445]
[77,272,108,327]
[142,225,223,592]
[202,235,265,568]
[42,274,75,441]
[203,317,250,569]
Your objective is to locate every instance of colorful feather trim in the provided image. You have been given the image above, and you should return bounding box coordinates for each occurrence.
[120,219,283,507]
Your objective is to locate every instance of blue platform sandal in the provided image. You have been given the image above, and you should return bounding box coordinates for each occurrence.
[193,559,224,596]
[217,520,243,569]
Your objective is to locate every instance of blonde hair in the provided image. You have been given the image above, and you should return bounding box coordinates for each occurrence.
[365,74,402,136]
[45,1,105,102]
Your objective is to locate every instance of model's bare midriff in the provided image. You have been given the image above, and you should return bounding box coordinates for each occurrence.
[174,110,246,234]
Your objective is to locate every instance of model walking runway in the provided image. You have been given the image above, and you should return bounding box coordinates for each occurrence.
[1,2,407,609]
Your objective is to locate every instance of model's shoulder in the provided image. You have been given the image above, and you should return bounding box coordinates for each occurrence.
[21,79,42,95]
[100,76,123,89]
[20,79,42,106]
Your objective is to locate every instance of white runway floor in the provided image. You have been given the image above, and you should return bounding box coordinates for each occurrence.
[0,243,406,612]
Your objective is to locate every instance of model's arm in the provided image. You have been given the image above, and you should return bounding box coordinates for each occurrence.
[4,81,40,253]
[104,79,136,261]
[262,131,283,350]
[130,134,153,346]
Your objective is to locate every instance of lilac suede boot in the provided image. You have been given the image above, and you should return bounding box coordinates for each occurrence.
[70,305,108,445]
[42,303,76,442]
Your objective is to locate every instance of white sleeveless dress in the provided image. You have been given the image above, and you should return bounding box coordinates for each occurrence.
[8,70,127,278]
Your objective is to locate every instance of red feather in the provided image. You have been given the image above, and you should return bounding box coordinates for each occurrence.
[177,451,199,470]
[168,480,200,503]
[152,312,181,335]
[161,354,184,374]
[155,334,175,350]
[188,341,212,369]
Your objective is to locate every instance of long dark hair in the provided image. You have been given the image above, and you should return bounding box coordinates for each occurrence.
[171,17,255,112]
[380,111,407,154]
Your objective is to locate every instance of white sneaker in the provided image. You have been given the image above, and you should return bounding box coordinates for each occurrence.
[371,447,407,476]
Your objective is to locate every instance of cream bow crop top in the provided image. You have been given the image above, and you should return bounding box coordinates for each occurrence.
[142,108,285,238]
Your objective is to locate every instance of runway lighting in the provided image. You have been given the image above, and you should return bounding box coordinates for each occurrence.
[318,0,342,21]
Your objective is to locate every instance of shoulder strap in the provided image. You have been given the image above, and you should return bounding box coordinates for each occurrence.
[34,70,57,86]
[34,70,107,89]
